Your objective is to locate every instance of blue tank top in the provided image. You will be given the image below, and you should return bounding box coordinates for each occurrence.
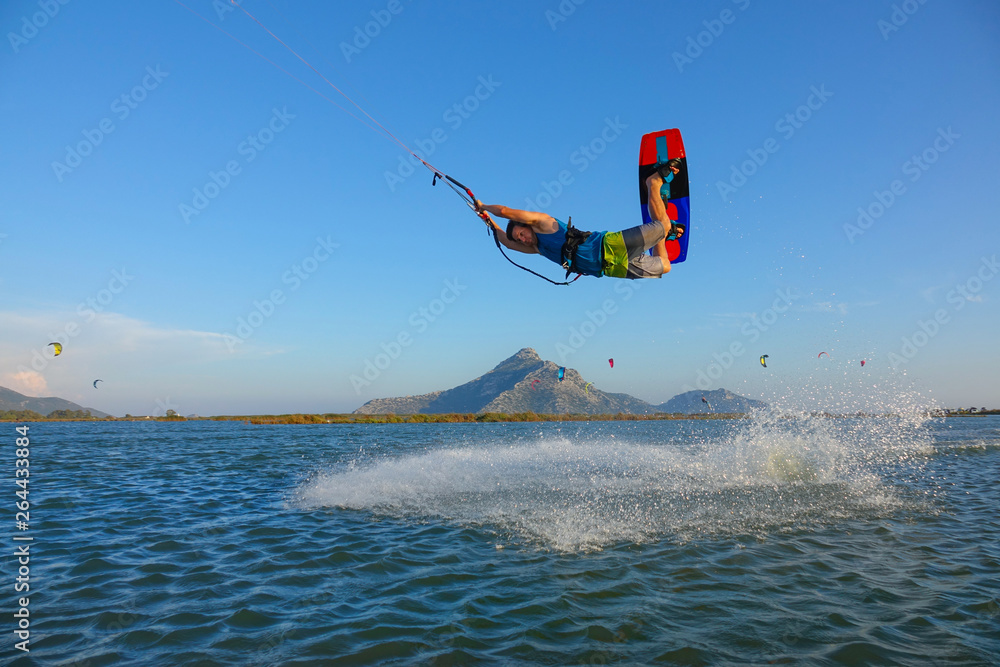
[535,219,605,277]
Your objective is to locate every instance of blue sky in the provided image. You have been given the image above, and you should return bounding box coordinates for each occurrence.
[1,0,998,416]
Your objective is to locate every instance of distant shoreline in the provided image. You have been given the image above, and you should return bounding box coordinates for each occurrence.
[3,410,997,424]
[2,412,749,424]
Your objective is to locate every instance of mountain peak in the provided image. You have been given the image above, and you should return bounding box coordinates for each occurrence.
[494,347,542,368]
[354,349,766,415]
[357,348,641,415]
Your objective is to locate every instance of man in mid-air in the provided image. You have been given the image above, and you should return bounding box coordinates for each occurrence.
[477,162,684,279]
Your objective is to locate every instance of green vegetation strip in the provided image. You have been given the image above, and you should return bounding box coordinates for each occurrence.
[1,411,748,423]
[4,410,995,423]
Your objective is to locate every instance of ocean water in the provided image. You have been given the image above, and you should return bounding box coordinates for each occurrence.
[7,413,1000,665]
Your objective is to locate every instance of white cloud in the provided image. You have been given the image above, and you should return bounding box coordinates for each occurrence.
[0,309,279,362]
[0,309,275,390]
[0,308,300,415]
[1,370,47,396]
[920,285,944,303]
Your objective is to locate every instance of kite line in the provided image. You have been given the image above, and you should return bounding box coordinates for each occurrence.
[172,0,578,284]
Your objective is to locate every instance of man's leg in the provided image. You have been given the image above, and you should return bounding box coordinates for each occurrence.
[645,173,672,273]
[612,219,669,279]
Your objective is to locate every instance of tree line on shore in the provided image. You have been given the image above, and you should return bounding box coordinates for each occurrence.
[3,409,997,423]
[1,409,96,421]
[0,410,746,423]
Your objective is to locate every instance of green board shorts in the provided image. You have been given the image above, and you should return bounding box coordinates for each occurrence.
[602,220,666,279]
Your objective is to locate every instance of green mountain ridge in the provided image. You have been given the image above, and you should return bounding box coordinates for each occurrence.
[0,386,111,418]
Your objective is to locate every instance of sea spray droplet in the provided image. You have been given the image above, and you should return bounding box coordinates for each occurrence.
[296,411,927,551]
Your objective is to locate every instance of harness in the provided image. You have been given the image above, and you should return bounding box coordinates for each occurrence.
[559,217,598,279]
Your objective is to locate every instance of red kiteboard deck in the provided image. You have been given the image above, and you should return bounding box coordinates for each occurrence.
[639,129,690,264]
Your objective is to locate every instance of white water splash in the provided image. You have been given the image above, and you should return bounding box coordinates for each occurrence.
[295,410,931,551]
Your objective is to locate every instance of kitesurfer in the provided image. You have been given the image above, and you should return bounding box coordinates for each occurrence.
[476,170,684,279]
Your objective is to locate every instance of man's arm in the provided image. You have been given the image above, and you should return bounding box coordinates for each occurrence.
[479,204,558,233]
[478,205,538,254]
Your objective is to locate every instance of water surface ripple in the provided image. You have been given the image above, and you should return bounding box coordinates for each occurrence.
[9,416,1000,665]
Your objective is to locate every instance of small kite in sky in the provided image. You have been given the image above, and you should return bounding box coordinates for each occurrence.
[608,358,614,368]
[557,367,565,382]
[860,360,866,367]
[531,379,541,390]
[760,355,768,368]
[585,382,592,394]
[93,379,103,388]
[818,351,830,358]
[702,396,712,410]
[49,342,63,356]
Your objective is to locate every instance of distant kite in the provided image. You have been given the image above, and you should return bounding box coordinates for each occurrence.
[608,358,614,368]
[702,396,712,410]
[760,355,768,368]
[93,379,102,388]
[860,360,866,367]
[557,367,565,382]
[531,379,541,390]
[48,342,63,356]
[585,382,592,394]
[818,351,830,358]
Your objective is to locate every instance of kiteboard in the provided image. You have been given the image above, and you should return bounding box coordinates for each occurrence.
[639,129,690,263]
